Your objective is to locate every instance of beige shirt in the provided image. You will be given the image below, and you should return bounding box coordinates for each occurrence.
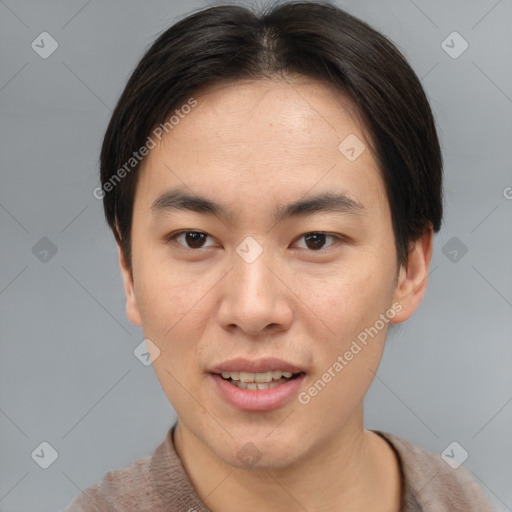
[62,426,495,511]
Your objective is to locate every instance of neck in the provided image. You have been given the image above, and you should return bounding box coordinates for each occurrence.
[173,413,402,512]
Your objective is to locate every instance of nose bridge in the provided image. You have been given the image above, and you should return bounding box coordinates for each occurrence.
[217,236,293,334]
[233,239,275,303]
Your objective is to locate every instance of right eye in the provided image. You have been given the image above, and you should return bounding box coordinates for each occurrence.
[165,230,218,250]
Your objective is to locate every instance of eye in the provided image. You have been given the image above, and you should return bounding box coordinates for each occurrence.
[166,230,344,252]
[293,232,340,251]
[166,230,217,249]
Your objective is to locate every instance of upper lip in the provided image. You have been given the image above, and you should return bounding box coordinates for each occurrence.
[210,357,306,374]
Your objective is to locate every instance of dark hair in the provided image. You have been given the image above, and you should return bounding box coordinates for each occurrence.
[100,0,443,269]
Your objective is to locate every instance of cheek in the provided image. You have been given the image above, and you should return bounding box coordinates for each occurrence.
[133,250,222,370]
[318,259,396,334]
[302,281,392,418]
[134,245,193,324]
[134,264,206,407]
[304,256,396,394]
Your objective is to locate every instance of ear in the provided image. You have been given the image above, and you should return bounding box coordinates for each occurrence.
[118,244,142,327]
[390,227,434,324]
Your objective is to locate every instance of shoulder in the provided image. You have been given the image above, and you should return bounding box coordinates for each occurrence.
[374,431,496,512]
[61,427,209,512]
[60,455,162,511]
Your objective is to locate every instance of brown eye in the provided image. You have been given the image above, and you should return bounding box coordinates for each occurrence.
[304,233,327,250]
[168,231,215,249]
[295,232,338,251]
[184,232,207,248]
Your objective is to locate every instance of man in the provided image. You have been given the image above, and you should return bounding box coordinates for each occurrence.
[66,1,495,510]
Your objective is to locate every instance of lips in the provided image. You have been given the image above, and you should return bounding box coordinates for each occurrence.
[210,357,305,374]
[209,357,306,411]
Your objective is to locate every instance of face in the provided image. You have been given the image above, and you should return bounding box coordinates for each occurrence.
[119,77,430,470]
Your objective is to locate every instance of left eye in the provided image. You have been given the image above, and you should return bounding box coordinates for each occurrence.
[294,232,339,251]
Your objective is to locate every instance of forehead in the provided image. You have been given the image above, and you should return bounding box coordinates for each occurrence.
[163,77,364,154]
[136,77,385,217]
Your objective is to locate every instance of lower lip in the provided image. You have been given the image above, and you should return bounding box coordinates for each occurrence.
[211,373,305,412]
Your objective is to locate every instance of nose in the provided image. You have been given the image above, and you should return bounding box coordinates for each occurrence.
[216,248,294,337]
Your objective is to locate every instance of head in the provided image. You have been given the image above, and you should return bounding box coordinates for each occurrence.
[99,1,442,469]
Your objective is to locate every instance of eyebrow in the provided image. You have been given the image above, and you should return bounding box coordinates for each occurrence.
[151,188,365,222]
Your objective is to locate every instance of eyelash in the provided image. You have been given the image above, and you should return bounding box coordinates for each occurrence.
[165,230,344,252]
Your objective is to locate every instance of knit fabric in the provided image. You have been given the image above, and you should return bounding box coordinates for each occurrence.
[61,426,495,511]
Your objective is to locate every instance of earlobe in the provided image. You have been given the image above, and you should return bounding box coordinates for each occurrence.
[118,244,142,327]
[390,227,434,324]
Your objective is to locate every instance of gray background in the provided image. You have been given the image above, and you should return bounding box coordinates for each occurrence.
[0,0,511,510]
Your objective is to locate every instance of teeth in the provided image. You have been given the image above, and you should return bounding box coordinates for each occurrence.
[231,380,283,390]
[255,372,272,383]
[221,371,239,380]
[240,371,258,383]
[220,370,295,383]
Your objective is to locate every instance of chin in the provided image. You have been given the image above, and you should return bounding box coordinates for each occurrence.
[210,424,309,471]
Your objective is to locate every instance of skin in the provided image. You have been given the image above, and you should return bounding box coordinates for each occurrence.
[118,75,433,512]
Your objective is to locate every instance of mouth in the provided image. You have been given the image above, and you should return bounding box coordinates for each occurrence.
[209,358,307,412]
[218,370,305,390]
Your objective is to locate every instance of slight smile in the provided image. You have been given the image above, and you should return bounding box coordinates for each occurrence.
[209,357,307,412]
